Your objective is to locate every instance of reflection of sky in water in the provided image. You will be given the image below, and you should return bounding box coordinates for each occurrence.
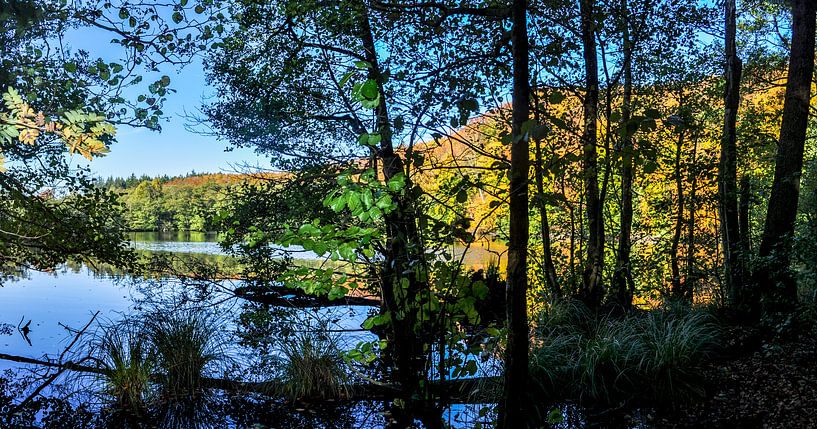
[0,267,372,371]
[0,267,136,369]
[0,234,368,369]
[129,239,229,255]
[0,236,498,428]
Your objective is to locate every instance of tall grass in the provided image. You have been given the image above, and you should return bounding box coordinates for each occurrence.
[279,331,349,401]
[146,310,229,428]
[87,310,231,428]
[530,300,719,406]
[93,323,156,418]
[146,311,227,400]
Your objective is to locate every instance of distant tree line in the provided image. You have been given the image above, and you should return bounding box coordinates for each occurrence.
[100,173,243,232]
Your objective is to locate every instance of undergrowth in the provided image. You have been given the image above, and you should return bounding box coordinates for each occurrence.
[529,300,720,407]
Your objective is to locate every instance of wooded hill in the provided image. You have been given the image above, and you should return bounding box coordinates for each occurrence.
[100,172,286,231]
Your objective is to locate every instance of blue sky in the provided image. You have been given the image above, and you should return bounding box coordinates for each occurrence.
[65,26,269,179]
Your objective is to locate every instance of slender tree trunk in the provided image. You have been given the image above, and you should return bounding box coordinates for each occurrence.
[498,1,531,427]
[579,0,605,310]
[360,7,432,427]
[568,180,577,291]
[756,0,817,310]
[671,127,686,299]
[612,0,634,310]
[720,0,745,310]
[684,133,700,302]
[533,96,560,298]
[534,140,560,297]
[739,176,751,252]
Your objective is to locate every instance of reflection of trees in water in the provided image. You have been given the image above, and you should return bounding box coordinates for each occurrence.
[0,245,505,428]
[0,371,382,428]
[0,274,384,428]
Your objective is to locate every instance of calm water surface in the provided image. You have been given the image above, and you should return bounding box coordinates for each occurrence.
[0,234,371,369]
[0,234,507,428]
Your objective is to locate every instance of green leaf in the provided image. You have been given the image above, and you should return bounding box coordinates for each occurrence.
[338,71,354,88]
[387,173,406,192]
[644,108,661,119]
[172,11,183,23]
[456,189,468,203]
[360,79,378,99]
[460,98,478,112]
[63,62,77,73]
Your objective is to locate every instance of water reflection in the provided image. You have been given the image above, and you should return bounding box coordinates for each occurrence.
[0,236,530,428]
[0,252,383,427]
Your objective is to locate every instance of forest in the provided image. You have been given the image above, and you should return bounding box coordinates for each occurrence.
[1,0,817,428]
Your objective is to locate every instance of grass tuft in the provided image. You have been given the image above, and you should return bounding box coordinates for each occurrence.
[530,300,719,406]
[280,332,349,401]
[94,322,156,418]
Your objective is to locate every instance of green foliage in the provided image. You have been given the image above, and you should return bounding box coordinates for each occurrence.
[530,301,719,405]
[105,174,237,232]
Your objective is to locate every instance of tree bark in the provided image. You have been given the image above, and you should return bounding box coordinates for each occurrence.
[756,0,817,310]
[359,7,430,427]
[533,93,560,298]
[739,176,751,253]
[684,133,700,302]
[578,0,605,310]
[612,0,634,310]
[671,127,686,299]
[498,0,531,427]
[719,0,745,309]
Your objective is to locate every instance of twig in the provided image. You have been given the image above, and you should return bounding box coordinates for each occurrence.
[11,311,100,413]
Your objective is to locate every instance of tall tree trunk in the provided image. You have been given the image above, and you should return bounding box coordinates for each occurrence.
[612,0,634,310]
[671,127,686,299]
[579,0,604,310]
[739,176,751,252]
[719,0,745,310]
[756,0,817,311]
[567,179,577,291]
[360,8,432,428]
[684,133,700,302]
[533,94,560,298]
[498,0,530,427]
[534,139,560,298]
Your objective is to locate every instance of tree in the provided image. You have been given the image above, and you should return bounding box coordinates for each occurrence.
[498,1,531,427]
[0,0,220,277]
[578,0,605,310]
[755,0,817,312]
[719,0,747,311]
[611,0,636,309]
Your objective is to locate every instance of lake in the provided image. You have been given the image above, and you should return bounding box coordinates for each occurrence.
[0,233,507,428]
[0,233,388,428]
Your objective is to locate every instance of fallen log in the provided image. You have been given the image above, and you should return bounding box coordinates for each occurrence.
[233,286,382,308]
[0,353,498,403]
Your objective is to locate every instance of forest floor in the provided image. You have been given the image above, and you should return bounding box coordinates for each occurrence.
[653,326,817,428]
